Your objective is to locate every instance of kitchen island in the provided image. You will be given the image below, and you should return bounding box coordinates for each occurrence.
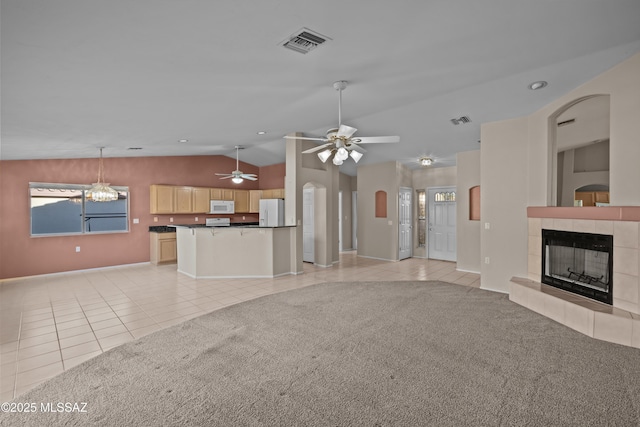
[173,225,296,278]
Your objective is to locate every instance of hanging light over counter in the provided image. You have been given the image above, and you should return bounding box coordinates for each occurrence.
[86,147,118,202]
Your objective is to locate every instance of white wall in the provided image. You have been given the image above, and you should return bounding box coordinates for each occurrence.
[481,117,530,293]
[480,52,640,294]
[357,161,412,261]
[456,150,481,273]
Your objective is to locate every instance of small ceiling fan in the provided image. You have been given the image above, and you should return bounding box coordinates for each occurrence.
[215,146,257,184]
[284,81,400,165]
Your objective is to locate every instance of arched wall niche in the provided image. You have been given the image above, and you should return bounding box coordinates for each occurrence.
[547,94,610,206]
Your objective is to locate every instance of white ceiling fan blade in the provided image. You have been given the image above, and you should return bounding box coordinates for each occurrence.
[348,142,367,153]
[302,142,333,154]
[241,175,258,181]
[336,125,357,139]
[283,135,328,142]
[353,136,400,144]
[217,175,233,179]
[215,173,232,176]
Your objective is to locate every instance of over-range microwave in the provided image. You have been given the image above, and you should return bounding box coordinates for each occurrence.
[209,200,234,214]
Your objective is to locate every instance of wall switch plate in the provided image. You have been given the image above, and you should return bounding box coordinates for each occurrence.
[170,218,174,222]
[388,220,393,226]
[154,217,158,222]
[75,246,81,253]
[195,217,198,221]
[133,218,139,224]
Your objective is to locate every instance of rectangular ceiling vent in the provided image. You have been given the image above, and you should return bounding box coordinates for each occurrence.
[450,116,471,125]
[280,28,331,54]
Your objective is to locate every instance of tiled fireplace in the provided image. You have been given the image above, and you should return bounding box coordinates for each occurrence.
[510,207,640,349]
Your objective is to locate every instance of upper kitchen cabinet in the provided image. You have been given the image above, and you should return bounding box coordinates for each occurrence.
[210,188,234,201]
[234,190,250,213]
[150,185,175,214]
[262,188,285,199]
[174,186,193,213]
[192,187,211,213]
[249,190,262,213]
[151,185,213,214]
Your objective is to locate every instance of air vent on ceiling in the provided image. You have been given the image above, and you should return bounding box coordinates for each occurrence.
[557,118,576,127]
[280,27,331,54]
[451,116,471,125]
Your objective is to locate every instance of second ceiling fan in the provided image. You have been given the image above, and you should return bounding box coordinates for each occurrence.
[284,81,400,165]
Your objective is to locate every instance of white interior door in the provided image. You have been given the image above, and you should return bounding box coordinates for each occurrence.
[427,187,457,261]
[303,188,315,263]
[398,187,412,260]
[352,191,358,250]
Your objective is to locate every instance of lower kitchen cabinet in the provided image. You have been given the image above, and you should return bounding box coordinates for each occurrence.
[150,232,177,264]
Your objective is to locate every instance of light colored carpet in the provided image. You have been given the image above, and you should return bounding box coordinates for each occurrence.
[2,281,639,426]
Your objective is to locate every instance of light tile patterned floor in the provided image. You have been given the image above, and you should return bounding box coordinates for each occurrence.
[0,252,479,401]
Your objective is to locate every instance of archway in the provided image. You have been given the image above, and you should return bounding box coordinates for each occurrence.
[548,95,610,206]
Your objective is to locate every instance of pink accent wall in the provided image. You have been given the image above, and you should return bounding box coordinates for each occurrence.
[258,163,286,189]
[0,156,284,279]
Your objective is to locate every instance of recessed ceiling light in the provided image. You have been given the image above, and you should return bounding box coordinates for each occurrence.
[257,131,267,135]
[178,139,189,143]
[528,81,548,90]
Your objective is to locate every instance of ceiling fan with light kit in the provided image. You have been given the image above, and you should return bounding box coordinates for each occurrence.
[284,81,400,165]
[215,146,257,184]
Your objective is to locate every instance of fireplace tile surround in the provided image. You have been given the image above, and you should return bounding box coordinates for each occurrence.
[510,207,640,349]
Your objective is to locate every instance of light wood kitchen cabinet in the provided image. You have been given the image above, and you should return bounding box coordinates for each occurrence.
[192,187,211,213]
[150,185,176,214]
[249,190,262,213]
[210,188,234,201]
[150,232,177,264]
[262,188,285,199]
[575,191,610,207]
[174,186,193,213]
[234,189,250,213]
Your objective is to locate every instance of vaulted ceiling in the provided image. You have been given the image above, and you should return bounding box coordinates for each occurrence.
[2,0,640,175]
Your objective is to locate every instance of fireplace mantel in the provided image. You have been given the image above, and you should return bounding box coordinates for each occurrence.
[527,206,640,221]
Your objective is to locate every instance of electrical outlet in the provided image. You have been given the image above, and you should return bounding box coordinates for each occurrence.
[154,217,158,222]
[75,246,81,253]
[484,222,491,230]
[133,218,139,224]
[484,257,490,264]
[170,217,174,223]
[195,217,199,221]
[242,216,246,220]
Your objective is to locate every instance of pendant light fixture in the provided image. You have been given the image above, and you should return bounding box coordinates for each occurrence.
[86,147,118,202]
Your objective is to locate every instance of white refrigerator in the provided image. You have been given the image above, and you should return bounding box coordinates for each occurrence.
[259,199,284,227]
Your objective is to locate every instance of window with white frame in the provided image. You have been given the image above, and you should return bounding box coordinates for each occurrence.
[30,183,129,236]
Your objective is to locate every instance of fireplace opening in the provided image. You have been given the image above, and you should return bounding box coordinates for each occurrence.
[541,229,613,304]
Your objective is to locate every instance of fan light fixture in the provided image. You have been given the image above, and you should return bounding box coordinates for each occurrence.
[86,147,118,202]
[286,80,399,167]
[214,146,258,184]
[419,157,433,167]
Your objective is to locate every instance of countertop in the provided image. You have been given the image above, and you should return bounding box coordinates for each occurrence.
[169,223,295,229]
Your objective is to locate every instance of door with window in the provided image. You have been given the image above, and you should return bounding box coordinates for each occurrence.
[427,187,456,261]
[398,187,412,260]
